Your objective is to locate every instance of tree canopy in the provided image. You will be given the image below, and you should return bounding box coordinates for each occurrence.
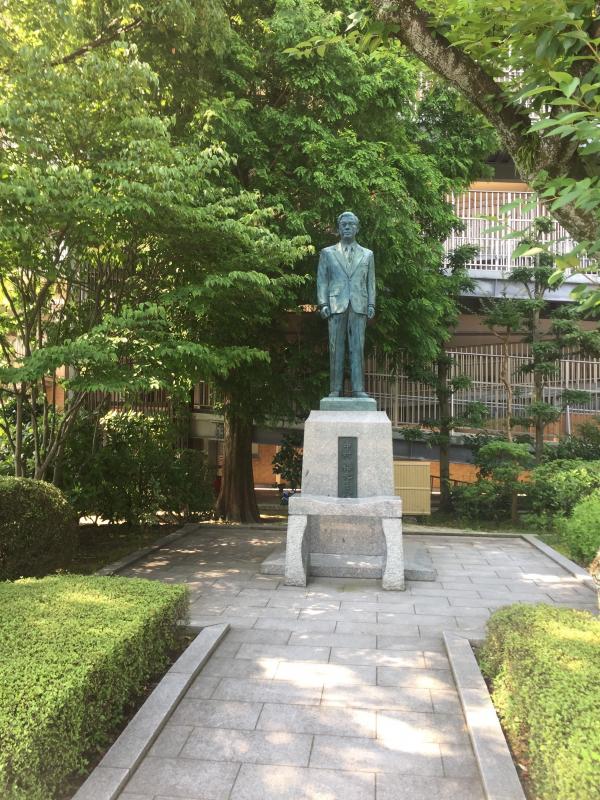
[0,0,497,518]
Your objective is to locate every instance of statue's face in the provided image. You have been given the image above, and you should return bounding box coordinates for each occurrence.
[338,216,358,240]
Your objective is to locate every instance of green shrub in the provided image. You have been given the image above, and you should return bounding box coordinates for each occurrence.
[451,479,509,521]
[0,477,78,580]
[272,432,303,491]
[545,418,600,462]
[479,604,600,800]
[527,459,600,518]
[63,411,213,525]
[0,575,188,800]
[558,491,600,565]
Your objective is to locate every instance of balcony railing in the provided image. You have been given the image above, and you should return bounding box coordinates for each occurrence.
[365,346,600,440]
[446,188,593,274]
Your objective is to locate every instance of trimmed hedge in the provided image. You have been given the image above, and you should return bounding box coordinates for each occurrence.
[479,604,600,800]
[558,491,600,565]
[0,575,188,800]
[0,477,78,580]
[527,459,600,518]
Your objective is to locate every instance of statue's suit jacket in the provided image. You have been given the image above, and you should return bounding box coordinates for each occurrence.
[317,242,375,316]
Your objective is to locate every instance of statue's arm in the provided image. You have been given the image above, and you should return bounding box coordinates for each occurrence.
[367,250,376,316]
[317,249,329,310]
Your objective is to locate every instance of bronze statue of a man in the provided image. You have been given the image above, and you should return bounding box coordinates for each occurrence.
[317,211,375,398]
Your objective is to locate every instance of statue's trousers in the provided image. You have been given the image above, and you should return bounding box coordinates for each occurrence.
[328,307,367,393]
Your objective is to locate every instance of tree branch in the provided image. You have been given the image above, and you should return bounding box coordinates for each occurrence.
[370,0,599,243]
[50,17,143,67]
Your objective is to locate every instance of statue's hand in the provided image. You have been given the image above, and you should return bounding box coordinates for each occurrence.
[320,305,331,319]
[367,305,375,320]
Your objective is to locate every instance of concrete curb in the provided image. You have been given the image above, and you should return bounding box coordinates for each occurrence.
[521,533,596,589]
[444,631,526,800]
[72,623,229,800]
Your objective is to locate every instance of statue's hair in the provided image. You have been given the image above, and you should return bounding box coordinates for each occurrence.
[337,211,359,227]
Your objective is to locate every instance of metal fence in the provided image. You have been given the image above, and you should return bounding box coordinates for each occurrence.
[365,346,600,439]
[445,188,593,273]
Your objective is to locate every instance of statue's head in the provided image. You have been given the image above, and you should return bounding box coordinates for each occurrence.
[337,211,359,239]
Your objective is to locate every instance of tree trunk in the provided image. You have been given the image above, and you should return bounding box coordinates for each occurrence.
[531,305,545,463]
[510,488,519,527]
[14,388,24,478]
[500,341,513,442]
[215,413,260,523]
[436,359,452,513]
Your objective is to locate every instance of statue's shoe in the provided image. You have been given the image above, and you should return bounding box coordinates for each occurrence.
[328,391,341,397]
[352,391,370,398]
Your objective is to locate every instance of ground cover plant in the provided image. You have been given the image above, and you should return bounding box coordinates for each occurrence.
[0,477,78,580]
[479,604,600,800]
[0,575,188,800]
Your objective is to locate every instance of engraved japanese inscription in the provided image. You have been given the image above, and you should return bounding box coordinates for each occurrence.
[338,436,358,498]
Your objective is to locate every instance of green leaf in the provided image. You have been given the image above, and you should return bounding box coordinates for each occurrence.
[549,70,574,84]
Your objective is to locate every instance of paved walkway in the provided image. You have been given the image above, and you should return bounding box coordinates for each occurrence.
[116,526,597,800]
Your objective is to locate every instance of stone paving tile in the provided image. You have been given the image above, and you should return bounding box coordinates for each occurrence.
[185,676,221,700]
[213,677,323,706]
[377,612,458,628]
[414,603,489,617]
[439,741,480,778]
[229,764,375,800]
[199,655,280,680]
[330,648,426,668]
[124,757,239,799]
[321,684,432,713]
[212,639,241,658]
[119,793,153,800]
[430,690,463,716]
[148,723,193,757]
[180,727,312,767]
[377,667,454,690]
[117,528,598,800]
[257,703,376,737]
[424,651,450,670]
[188,615,257,629]
[170,699,262,729]
[375,774,485,800]
[253,618,337,633]
[376,634,446,651]
[309,734,443,775]
[289,631,377,648]
[226,628,291,645]
[267,598,341,610]
[376,710,468,744]
[274,660,376,687]
[335,621,421,636]
[298,609,378,623]
[236,643,331,662]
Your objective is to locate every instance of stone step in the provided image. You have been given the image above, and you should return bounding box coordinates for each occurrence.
[260,540,436,582]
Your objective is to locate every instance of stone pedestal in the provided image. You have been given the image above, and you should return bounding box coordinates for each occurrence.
[282,398,405,590]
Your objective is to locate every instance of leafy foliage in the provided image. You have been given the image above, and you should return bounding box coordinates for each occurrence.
[558,491,600,564]
[62,411,213,526]
[0,2,307,485]
[272,431,303,491]
[452,441,533,522]
[480,603,600,800]
[527,458,600,518]
[546,417,600,461]
[0,477,78,580]
[0,575,188,800]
